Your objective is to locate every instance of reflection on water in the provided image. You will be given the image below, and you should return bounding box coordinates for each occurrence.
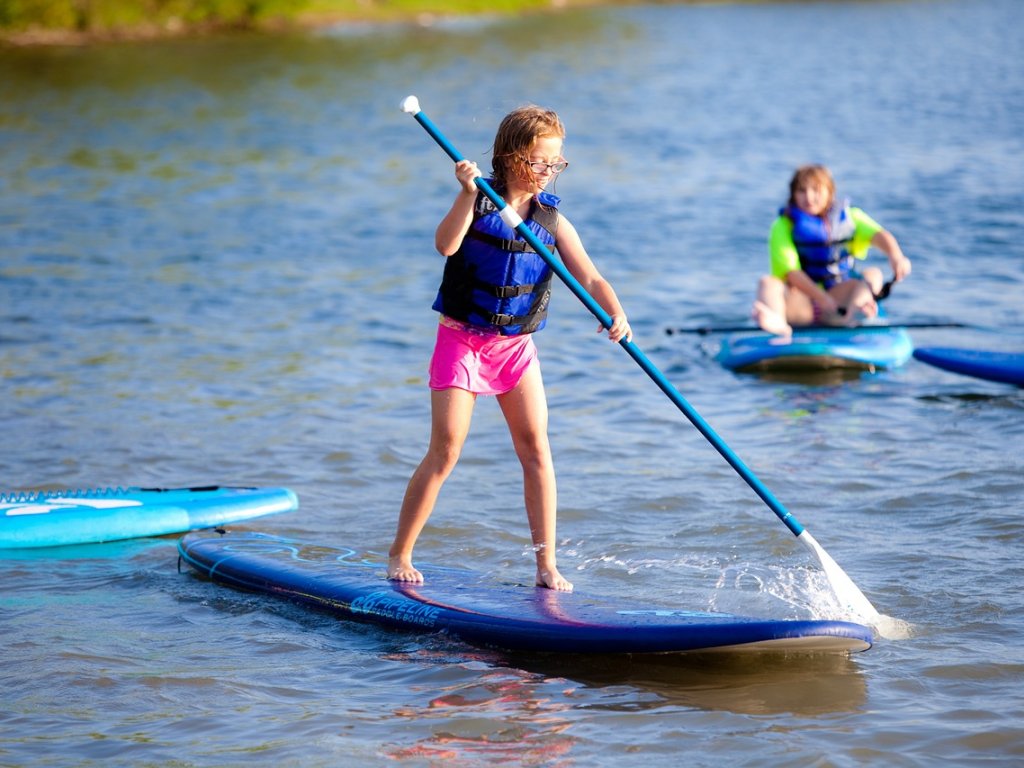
[0,535,173,561]
[733,366,875,388]
[379,647,865,766]
[387,660,577,763]
[526,651,868,716]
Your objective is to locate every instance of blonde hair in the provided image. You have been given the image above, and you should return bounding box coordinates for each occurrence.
[491,105,565,189]
[788,164,836,210]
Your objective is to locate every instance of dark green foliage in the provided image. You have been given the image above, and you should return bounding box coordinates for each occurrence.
[0,0,307,34]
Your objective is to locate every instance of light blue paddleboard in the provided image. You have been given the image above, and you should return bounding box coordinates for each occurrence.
[179,530,873,656]
[0,486,298,549]
[913,347,1024,387]
[716,326,913,372]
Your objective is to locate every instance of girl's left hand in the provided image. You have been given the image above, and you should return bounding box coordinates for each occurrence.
[601,314,632,343]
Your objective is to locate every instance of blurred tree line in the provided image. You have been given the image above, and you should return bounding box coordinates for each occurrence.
[0,0,310,35]
[0,0,560,39]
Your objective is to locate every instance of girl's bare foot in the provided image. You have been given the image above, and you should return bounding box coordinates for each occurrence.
[752,301,792,337]
[387,555,423,584]
[536,565,573,592]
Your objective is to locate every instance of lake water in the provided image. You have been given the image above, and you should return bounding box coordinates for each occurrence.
[2,0,1023,765]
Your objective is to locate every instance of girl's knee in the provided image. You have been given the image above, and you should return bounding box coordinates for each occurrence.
[514,438,553,472]
[425,439,463,475]
[860,267,883,293]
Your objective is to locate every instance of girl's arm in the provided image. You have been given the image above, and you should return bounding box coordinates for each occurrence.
[770,217,840,315]
[871,229,912,281]
[554,214,632,343]
[786,268,839,315]
[435,160,481,256]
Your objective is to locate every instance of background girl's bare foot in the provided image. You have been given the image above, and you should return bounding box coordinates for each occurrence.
[387,556,423,584]
[752,301,792,336]
[537,566,573,592]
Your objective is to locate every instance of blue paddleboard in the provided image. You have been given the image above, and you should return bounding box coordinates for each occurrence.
[913,347,1024,387]
[177,531,873,655]
[0,486,298,549]
[716,325,913,372]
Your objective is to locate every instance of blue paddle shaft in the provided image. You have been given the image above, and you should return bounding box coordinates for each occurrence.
[407,104,805,538]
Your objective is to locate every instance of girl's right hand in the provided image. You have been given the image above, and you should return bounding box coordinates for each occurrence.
[455,159,481,194]
[816,292,840,318]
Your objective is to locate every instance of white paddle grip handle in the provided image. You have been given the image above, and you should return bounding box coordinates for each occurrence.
[499,206,523,228]
[401,95,421,115]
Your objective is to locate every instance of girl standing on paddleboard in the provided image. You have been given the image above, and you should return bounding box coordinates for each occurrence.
[388,106,632,592]
[752,164,912,336]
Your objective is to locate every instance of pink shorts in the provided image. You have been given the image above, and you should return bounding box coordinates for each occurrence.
[428,318,538,395]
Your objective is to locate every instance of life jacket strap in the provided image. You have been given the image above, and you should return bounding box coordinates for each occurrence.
[464,229,558,256]
[484,309,546,333]
[491,282,538,298]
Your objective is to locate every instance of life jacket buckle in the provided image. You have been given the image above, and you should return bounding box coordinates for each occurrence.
[493,284,533,298]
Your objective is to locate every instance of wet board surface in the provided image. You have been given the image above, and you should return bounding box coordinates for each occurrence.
[716,326,913,372]
[177,531,873,656]
[913,347,1024,387]
[0,486,298,548]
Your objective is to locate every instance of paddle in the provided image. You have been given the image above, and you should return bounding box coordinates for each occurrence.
[874,278,895,301]
[400,95,891,634]
[665,321,968,336]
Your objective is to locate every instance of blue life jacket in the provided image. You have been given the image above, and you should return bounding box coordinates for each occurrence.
[787,201,857,289]
[432,186,559,336]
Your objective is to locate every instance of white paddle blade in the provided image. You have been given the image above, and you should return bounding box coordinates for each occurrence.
[796,530,890,632]
[401,95,421,115]
[799,532,911,641]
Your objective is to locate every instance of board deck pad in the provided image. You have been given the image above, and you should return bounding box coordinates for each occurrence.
[0,486,298,548]
[178,531,873,655]
[716,325,913,372]
[913,347,1024,387]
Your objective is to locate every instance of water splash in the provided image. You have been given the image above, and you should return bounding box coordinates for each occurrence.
[711,562,914,640]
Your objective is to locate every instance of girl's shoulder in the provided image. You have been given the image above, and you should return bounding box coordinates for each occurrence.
[848,206,881,230]
[769,214,794,234]
[537,190,561,208]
